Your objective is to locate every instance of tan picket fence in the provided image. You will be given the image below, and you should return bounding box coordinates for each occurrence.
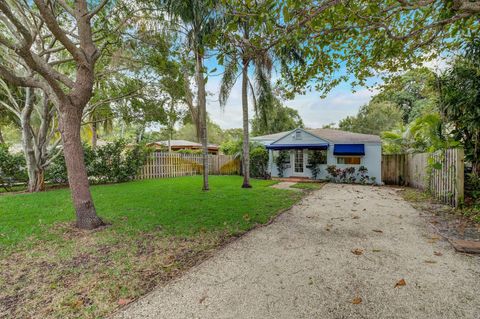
[136,152,240,180]
[382,148,464,207]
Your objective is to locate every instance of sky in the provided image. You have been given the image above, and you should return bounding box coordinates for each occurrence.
[204,65,379,130]
[204,56,448,130]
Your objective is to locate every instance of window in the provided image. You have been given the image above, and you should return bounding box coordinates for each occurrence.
[308,150,327,165]
[295,130,302,140]
[337,156,361,165]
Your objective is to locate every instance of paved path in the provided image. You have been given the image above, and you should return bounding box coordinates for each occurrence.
[114,184,480,319]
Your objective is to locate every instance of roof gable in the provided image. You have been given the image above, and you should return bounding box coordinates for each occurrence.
[253,128,381,144]
[271,128,330,145]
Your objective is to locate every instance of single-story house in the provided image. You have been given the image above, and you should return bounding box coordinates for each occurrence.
[251,128,382,184]
[147,140,219,155]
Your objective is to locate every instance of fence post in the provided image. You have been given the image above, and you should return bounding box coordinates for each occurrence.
[455,148,465,207]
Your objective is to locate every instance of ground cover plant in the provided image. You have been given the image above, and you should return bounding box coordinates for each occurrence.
[0,176,302,319]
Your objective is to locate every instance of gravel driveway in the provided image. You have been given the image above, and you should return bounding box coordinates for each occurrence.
[114,184,480,319]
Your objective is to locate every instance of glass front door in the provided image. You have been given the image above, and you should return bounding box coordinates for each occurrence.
[294,149,304,173]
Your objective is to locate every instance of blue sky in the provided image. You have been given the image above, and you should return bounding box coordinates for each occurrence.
[203,55,447,130]
[204,59,380,129]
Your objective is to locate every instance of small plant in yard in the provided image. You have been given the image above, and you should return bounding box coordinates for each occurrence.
[326,165,375,184]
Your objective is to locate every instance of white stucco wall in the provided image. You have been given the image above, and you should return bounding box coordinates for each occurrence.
[267,143,382,184]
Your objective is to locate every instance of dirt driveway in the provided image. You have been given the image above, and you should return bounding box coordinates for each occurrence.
[114,184,480,319]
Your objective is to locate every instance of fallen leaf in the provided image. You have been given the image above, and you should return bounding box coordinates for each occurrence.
[352,297,362,304]
[118,299,133,306]
[424,260,437,264]
[372,249,381,253]
[352,215,360,219]
[243,214,250,221]
[434,251,443,256]
[351,248,364,255]
[372,229,383,233]
[394,279,406,288]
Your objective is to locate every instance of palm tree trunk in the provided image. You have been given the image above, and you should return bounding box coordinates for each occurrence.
[241,60,252,188]
[195,51,209,191]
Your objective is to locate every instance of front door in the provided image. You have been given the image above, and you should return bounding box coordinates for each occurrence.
[293,149,304,175]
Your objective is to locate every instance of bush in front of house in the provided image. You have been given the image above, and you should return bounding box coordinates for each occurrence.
[250,146,269,179]
[46,140,151,184]
[326,165,376,184]
[307,150,326,179]
[275,150,289,178]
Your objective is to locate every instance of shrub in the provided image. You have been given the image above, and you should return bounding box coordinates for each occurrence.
[46,140,151,185]
[250,146,269,178]
[275,150,289,177]
[307,150,326,179]
[326,164,375,184]
[0,144,27,188]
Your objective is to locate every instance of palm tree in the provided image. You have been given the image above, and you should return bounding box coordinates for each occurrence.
[163,0,218,191]
[219,18,274,188]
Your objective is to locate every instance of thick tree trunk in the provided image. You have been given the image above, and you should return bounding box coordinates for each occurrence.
[21,88,46,192]
[196,51,209,191]
[59,105,104,230]
[241,60,252,188]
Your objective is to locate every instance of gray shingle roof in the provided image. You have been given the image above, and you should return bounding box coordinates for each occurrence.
[251,128,381,144]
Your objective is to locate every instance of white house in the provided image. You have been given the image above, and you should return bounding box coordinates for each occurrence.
[251,128,382,184]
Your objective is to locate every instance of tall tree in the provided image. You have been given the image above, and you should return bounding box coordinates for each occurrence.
[0,81,61,192]
[162,0,218,191]
[251,98,304,136]
[219,0,278,188]
[440,33,480,175]
[339,101,403,135]
[0,1,116,229]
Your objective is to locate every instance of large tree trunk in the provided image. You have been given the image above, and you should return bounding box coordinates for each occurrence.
[59,105,104,230]
[195,51,209,191]
[241,60,252,188]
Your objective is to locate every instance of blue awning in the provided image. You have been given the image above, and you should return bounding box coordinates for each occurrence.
[266,143,329,150]
[333,144,365,156]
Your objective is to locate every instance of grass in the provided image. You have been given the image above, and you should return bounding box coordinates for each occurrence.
[290,182,325,190]
[0,176,302,319]
[400,187,480,224]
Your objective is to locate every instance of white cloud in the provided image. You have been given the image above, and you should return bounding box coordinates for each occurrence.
[206,75,377,130]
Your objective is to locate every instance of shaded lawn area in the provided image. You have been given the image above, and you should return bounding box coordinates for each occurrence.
[0,176,302,319]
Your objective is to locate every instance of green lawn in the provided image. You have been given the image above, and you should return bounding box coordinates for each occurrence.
[0,176,301,318]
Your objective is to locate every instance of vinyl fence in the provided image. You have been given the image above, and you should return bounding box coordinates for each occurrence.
[382,148,464,207]
[136,152,240,180]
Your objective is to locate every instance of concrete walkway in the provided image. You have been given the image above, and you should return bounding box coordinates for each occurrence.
[114,184,480,319]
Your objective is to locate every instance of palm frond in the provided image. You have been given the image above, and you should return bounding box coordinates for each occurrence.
[219,56,239,109]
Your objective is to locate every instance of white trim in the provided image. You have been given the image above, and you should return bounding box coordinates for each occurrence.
[269,127,334,145]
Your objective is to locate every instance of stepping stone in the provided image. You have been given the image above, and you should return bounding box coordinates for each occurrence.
[449,239,480,254]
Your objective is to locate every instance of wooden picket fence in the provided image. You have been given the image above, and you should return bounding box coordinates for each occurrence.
[136,152,240,180]
[382,148,464,207]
